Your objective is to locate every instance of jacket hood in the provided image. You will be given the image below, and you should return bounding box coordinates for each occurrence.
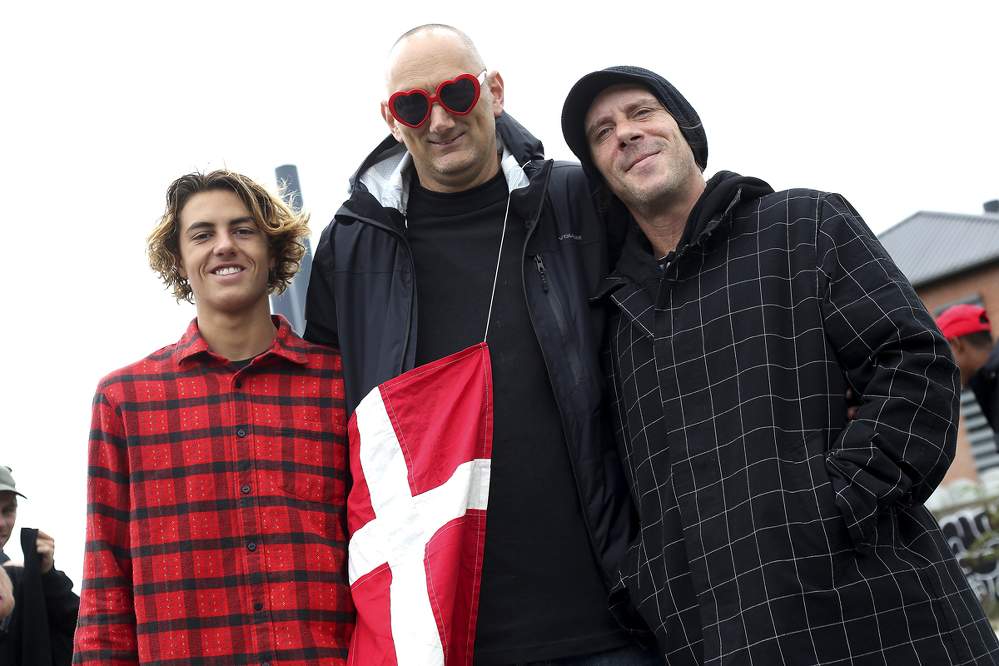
[676,170,773,252]
[606,171,773,284]
[347,112,544,214]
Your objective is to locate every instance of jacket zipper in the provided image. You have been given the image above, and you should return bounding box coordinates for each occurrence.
[534,255,549,292]
[399,221,416,374]
[535,255,575,369]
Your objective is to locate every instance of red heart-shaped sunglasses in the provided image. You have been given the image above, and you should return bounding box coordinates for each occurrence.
[388,70,487,129]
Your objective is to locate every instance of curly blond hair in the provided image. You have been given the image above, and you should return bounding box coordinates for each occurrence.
[148,170,310,303]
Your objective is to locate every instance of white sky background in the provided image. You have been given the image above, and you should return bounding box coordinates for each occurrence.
[1,1,997,589]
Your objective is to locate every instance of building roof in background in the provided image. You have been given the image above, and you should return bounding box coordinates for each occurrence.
[878,211,999,287]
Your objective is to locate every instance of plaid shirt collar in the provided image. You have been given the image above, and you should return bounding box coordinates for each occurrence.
[172,314,309,367]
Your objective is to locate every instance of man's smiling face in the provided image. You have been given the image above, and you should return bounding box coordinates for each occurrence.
[585,84,700,214]
[382,30,504,193]
[177,189,274,319]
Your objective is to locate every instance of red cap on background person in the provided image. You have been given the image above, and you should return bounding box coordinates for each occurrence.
[936,304,991,340]
[936,304,995,386]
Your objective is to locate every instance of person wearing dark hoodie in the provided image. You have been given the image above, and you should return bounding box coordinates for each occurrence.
[0,466,78,666]
[305,25,655,665]
[561,66,999,665]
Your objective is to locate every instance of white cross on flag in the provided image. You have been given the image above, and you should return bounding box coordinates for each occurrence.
[346,343,493,665]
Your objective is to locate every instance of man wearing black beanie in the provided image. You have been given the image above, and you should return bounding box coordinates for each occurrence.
[561,66,999,665]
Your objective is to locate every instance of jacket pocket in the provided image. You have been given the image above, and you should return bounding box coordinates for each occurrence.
[533,253,590,393]
[824,430,910,552]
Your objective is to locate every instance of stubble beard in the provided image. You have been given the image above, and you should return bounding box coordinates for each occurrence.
[625,155,698,220]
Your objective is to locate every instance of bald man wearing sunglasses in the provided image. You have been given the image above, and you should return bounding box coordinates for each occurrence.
[305,24,656,666]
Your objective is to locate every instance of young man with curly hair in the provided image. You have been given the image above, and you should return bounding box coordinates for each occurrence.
[74,171,354,665]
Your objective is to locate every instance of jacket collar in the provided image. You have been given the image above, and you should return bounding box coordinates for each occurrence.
[173,315,308,367]
[593,225,660,340]
[603,279,656,341]
[597,171,772,288]
[669,171,773,258]
[348,112,544,217]
[594,172,773,336]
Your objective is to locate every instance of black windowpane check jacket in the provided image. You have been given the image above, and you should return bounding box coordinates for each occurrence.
[599,173,999,665]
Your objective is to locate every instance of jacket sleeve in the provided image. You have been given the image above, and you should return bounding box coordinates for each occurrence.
[304,222,339,347]
[42,568,79,666]
[817,193,960,549]
[73,388,138,665]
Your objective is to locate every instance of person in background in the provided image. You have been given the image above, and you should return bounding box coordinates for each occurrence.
[0,466,79,666]
[937,303,999,437]
[561,64,999,664]
[73,170,354,665]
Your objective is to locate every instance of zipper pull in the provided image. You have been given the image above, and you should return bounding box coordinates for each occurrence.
[534,255,549,292]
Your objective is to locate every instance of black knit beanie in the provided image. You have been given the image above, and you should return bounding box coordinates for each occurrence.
[561,65,708,175]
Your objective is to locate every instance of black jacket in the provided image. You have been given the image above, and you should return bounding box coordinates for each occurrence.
[0,529,79,666]
[304,113,637,605]
[970,341,999,435]
[599,171,999,664]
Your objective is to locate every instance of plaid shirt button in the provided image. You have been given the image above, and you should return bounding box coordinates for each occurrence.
[236,427,247,438]
[247,542,257,552]
[254,602,264,611]
[240,484,251,494]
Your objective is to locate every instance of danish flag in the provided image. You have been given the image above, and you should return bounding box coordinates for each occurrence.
[346,343,493,665]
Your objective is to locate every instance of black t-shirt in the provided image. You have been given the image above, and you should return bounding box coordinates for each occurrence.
[406,171,627,663]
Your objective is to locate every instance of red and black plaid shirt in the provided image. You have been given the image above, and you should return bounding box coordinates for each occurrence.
[74,316,354,665]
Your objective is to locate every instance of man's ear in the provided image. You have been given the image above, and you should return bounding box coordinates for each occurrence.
[949,337,970,369]
[486,70,504,117]
[381,100,404,143]
[950,337,966,354]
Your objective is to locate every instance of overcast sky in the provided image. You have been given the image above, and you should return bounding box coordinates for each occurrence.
[2,1,997,588]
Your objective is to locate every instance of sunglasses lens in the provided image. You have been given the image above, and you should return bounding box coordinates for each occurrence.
[440,78,477,113]
[392,93,430,127]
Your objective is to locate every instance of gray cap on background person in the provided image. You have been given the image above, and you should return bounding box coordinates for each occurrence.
[0,466,26,498]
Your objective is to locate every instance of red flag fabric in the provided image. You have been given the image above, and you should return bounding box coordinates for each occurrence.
[346,343,493,665]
